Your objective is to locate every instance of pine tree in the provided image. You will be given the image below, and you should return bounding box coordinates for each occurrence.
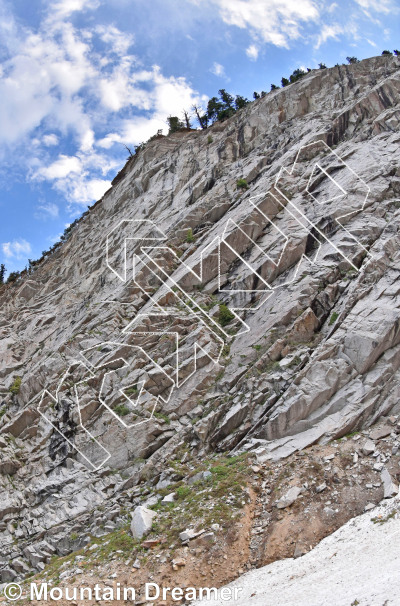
[0,264,5,285]
[234,95,249,110]
[167,116,184,133]
[346,56,359,64]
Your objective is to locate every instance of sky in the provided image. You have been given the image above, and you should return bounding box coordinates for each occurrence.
[0,0,399,275]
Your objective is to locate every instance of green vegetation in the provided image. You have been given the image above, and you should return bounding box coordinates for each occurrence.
[4,50,395,291]
[26,453,253,587]
[371,509,398,525]
[186,228,195,243]
[218,303,235,327]
[153,411,171,424]
[7,271,20,284]
[329,311,339,325]
[149,453,250,543]
[236,178,248,190]
[114,404,130,417]
[167,115,184,133]
[9,376,21,395]
[0,263,5,285]
[288,355,301,368]
[125,385,138,395]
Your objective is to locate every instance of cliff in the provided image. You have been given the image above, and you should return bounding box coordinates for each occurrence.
[0,53,399,584]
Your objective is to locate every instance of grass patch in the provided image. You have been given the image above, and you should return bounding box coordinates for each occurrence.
[9,376,21,395]
[236,178,248,190]
[186,228,195,243]
[154,411,171,424]
[114,404,130,417]
[28,454,251,582]
[218,303,235,327]
[328,311,339,325]
[371,509,397,525]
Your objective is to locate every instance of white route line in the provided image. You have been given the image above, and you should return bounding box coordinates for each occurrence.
[36,141,374,470]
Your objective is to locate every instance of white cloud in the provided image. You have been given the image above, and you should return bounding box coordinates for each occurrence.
[42,134,59,146]
[354,0,395,13]
[96,24,134,55]
[35,202,59,219]
[315,23,342,48]
[67,177,111,204]
[48,0,100,19]
[208,0,320,48]
[210,62,226,76]
[36,155,82,180]
[2,239,32,259]
[0,3,205,209]
[246,44,259,60]
[327,2,338,12]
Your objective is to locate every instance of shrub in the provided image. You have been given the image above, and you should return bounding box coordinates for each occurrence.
[318,62,327,69]
[154,411,171,424]
[329,311,339,325]
[234,94,249,110]
[9,376,21,395]
[207,134,213,144]
[218,303,235,327]
[186,228,195,243]
[346,56,359,64]
[7,271,20,284]
[281,77,290,87]
[289,68,306,83]
[236,178,248,190]
[271,84,279,91]
[394,50,400,56]
[382,50,393,55]
[114,404,130,417]
[167,116,184,133]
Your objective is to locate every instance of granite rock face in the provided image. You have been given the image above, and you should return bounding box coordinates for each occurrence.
[0,54,400,579]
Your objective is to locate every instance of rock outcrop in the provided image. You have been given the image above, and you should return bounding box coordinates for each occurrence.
[0,53,400,580]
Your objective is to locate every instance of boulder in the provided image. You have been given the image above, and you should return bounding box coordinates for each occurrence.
[130,506,157,539]
[161,493,176,504]
[0,567,18,582]
[370,426,392,441]
[380,468,398,499]
[362,439,375,455]
[276,486,302,509]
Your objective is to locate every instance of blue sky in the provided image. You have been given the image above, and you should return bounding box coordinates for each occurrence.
[0,0,399,275]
